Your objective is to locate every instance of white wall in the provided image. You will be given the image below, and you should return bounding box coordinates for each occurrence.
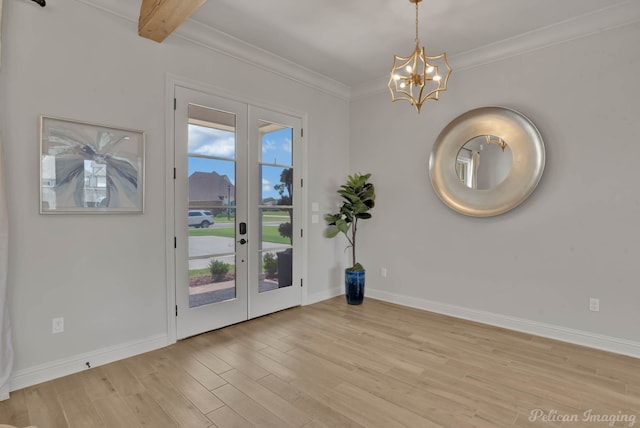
[3,0,637,391]
[0,0,349,387]
[350,22,640,353]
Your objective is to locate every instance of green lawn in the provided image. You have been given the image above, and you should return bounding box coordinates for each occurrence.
[189,267,211,278]
[189,265,236,278]
[213,211,290,224]
[213,213,235,224]
[189,225,291,245]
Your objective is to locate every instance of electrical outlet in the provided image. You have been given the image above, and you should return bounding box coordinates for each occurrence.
[381,267,388,277]
[589,298,600,312]
[52,317,64,334]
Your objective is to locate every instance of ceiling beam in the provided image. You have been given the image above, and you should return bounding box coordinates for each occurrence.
[138,0,207,43]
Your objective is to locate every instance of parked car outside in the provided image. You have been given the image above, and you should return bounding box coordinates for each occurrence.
[188,210,214,228]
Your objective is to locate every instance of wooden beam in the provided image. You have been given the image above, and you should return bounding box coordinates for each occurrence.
[138,0,207,43]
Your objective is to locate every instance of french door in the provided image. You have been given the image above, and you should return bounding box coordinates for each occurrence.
[174,86,302,339]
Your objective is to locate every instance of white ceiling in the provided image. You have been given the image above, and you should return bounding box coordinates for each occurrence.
[77,0,640,96]
[188,0,635,87]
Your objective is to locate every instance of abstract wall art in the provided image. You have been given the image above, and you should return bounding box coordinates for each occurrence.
[39,116,145,214]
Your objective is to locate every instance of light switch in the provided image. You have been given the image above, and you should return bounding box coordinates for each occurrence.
[311,214,319,224]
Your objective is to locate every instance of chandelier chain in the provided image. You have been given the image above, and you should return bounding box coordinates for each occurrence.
[415,1,419,46]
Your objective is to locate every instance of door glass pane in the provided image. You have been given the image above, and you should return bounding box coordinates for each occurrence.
[187,104,237,307]
[189,157,235,208]
[259,209,293,290]
[260,165,293,205]
[261,125,292,166]
[258,121,293,292]
[189,255,236,307]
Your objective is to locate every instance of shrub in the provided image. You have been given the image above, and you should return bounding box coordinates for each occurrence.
[209,260,230,282]
[278,221,292,242]
[263,252,278,278]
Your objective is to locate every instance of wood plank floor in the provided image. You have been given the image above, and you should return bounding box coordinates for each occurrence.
[2,297,640,427]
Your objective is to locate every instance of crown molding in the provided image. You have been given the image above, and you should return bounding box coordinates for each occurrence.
[75,0,640,103]
[351,1,640,101]
[175,19,351,101]
[75,0,350,101]
[75,0,138,23]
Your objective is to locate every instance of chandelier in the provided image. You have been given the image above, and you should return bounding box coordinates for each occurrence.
[485,135,507,151]
[388,0,451,113]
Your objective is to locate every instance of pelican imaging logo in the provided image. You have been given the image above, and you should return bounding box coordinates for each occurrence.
[529,409,636,426]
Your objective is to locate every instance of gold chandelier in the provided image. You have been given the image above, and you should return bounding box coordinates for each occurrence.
[388,0,451,113]
[485,135,507,151]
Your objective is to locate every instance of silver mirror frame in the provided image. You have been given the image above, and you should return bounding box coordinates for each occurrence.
[429,107,545,217]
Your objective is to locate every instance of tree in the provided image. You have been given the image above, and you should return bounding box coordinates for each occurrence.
[274,168,293,244]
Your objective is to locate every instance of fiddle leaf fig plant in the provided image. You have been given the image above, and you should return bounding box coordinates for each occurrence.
[324,173,375,272]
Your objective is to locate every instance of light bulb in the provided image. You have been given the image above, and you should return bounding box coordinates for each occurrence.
[400,82,406,88]
[433,75,441,81]
[405,65,412,73]
[426,66,434,74]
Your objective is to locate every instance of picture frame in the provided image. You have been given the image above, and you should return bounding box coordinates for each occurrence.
[39,115,145,214]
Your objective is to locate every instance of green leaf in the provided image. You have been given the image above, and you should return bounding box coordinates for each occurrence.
[352,201,368,214]
[324,213,341,225]
[336,219,350,234]
[325,225,341,238]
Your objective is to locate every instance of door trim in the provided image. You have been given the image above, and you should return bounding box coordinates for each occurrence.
[165,75,309,344]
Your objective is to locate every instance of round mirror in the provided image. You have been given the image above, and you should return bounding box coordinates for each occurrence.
[456,135,513,190]
[429,107,545,217]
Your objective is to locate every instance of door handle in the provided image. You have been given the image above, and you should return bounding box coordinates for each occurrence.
[239,222,247,235]
[237,238,247,245]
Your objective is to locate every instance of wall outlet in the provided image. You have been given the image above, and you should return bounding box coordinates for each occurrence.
[381,267,388,277]
[52,317,64,334]
[589,298,600,312]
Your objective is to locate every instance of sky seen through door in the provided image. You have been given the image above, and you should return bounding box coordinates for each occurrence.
[188,125,292,200]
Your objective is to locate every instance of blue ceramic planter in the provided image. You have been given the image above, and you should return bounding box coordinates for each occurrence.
[345,269,365,305]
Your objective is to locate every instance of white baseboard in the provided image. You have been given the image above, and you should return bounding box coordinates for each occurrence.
[366,289,640,359]
[10,334,169,392]
[305,286,342,306]
[0,384,8,401]
[12,289,638,392]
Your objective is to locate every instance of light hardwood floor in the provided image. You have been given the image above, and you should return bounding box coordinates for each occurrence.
[1,297,639,427]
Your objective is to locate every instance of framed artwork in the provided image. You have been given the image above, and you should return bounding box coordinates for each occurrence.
[39,115,145,214]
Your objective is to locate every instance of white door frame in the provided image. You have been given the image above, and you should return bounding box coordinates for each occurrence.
[174,86,250,339]
[164,76,309,344]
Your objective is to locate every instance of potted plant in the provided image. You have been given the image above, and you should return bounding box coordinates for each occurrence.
[324,173,375,305]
